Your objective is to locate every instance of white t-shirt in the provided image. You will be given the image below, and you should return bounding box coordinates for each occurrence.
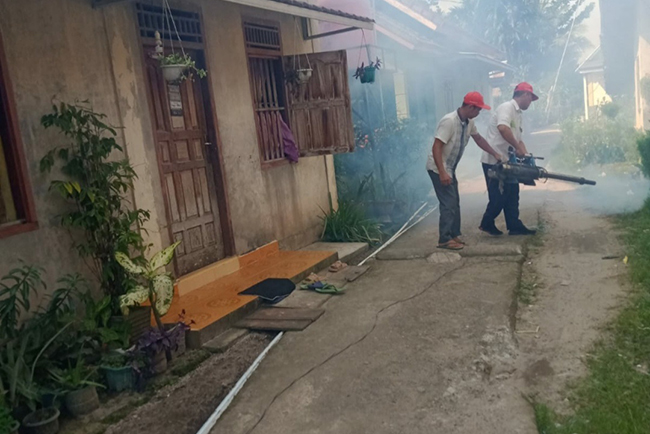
[426,110,478,175]
[481,99,523,165]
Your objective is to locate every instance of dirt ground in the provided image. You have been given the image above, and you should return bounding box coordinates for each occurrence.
[77,332,274,434]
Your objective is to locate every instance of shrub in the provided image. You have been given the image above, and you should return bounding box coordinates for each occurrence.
[320,201,382,245]
[638,132,650,178]
[40,103,150,301]
[557,117,641,168]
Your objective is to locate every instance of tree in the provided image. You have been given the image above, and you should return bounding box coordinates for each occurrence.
[447,0,594,81]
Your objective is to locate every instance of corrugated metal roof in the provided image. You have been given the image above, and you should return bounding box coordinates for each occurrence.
[269,0,374,23]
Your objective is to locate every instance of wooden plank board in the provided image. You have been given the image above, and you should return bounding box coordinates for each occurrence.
[246,308,324,322]
[237,319,313,331]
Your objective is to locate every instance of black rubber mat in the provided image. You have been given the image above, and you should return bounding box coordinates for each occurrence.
[239,278,296,303]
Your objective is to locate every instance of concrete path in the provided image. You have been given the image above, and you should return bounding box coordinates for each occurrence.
[210,129,643,434]
[211,200,538,434]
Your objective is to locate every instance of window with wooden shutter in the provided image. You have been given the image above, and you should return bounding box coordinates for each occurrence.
[283,50,355,156]
[243,21,287,167]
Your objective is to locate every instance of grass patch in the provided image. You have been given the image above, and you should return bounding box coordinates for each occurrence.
[320,200,383,244]
[533,199,650,434]
[517,277,538,305]
[170,349,212,377]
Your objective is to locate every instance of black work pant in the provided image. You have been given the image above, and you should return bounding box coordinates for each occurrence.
[480,163,524,231]
[428,170,461,244]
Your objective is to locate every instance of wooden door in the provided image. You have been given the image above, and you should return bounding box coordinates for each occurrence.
[144,50,225,275]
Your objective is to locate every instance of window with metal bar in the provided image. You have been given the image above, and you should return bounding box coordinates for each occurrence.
[244,22,286,165]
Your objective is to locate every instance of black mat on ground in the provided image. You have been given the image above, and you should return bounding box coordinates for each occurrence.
[239,278,296,303]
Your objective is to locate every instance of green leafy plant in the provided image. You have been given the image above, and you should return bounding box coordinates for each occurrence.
[0,405,18,432]
[0,265,76,411]
[49,353,103,392]
[320,201,382,244]
[116,242,181,333]
[599,101,621,120]
[556,116,641,168]
[160,53,207,80]
[638,131,650,178]
[40,103,150,302]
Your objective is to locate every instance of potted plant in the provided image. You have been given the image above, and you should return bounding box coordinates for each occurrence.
[285,68,313,86]
[116,241,181,363]
[22,407,60,434]
[164,310,194,359]
[49,354,103,418]
[160,53,207,83]
[136,328,174,375]
[100,351,139,393]
[354,58,382,84]
[0,405,19,434]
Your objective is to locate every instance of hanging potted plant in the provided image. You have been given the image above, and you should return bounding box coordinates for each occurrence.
[159,53,207,83]
[285,51,312,86]
[354,57,382,84]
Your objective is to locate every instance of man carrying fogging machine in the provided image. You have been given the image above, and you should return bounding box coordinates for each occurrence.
[478,82,596,237]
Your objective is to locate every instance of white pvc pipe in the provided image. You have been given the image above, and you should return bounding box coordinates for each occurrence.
[359,203,438,266]
[196,332,284,434]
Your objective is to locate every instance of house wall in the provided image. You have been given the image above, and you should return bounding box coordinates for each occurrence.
[634,0,650,129]
[0,0,164,287]
[0,0,338,290]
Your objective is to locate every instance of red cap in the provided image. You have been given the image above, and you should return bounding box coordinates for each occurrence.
[514,82,539,101]
[463,91,491,110]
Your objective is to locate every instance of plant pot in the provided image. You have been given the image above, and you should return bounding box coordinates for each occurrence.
[164,324,187,359]
[360,66,376,84]
[64,386,100,417]
[102,365,135,392]
[22,408,60,434]
[161,64,187,82]
[296,68,312,84]
[151,350,167,375]
[126,306,152,344]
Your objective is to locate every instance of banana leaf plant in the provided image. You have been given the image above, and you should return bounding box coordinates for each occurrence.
[115,242,181,336]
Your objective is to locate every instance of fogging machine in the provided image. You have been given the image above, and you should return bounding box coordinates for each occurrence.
[488,152,597,186]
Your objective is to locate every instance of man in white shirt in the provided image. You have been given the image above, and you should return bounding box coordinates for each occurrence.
[427,92,504,251]
[479,82,538,236]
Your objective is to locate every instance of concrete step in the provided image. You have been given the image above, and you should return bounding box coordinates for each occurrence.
[300,242,369,264]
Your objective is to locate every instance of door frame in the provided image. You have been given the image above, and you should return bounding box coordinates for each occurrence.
[134,4,236,271]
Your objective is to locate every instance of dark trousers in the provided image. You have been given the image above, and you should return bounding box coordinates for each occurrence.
[480,163,524,231]
[428,170,461,244]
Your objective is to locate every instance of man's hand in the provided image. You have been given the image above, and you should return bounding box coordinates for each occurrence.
[439,171,453,186]
[494,153,508,163]
[516,141,529,157]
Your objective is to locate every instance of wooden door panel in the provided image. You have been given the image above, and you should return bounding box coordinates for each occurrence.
[144,52,225,275]
[283,50,354,156]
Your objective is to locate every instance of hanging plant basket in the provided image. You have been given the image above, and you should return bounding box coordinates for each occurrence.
[161,64,188,83]
[354,58,382,85]
[296,68,313,84]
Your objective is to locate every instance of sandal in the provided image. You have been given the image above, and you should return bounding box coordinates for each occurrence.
[437,241,464,251]
[452,237,466,245]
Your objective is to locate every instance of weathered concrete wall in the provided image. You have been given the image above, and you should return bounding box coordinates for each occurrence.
[200,1,336,254]
[0,0,165,288]
[0,0,338,293]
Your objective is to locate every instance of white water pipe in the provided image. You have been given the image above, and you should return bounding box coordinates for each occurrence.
[196,332,284,434]
[359,203,438,266]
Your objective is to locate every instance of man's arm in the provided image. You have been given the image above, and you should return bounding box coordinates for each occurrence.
[472,133,505,162]
[432,138,452,186]
[497,125,528,157]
